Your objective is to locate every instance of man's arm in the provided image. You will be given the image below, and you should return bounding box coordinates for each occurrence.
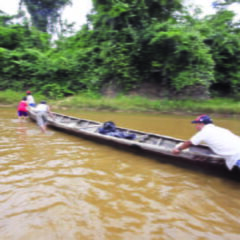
[172,140,192,154]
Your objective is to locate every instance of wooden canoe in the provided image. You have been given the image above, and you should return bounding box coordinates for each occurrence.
[28,109,240,181]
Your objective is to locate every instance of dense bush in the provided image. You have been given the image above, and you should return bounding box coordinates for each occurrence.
[0,1,240,99]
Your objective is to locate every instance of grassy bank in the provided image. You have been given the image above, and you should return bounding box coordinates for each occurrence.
[1,90,240,115]
[52,93,240,116]
[0,90,45,105]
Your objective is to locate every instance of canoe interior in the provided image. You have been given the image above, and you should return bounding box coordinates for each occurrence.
[51,113,218,156]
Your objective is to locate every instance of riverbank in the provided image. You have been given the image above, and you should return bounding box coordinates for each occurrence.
[2,90,240,117]
[51,94,240,118]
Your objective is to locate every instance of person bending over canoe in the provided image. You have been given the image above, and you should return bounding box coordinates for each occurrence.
[172,115,240,171]
[35,101,54,133]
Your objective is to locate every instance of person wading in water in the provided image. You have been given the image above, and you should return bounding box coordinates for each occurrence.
[35,101,54,133]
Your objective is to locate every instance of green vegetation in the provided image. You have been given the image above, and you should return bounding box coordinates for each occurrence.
[53,94,240,115]
[0,0,240,109]
[0,90,24,104]
[0,90,45,104]
[2,90,240,115]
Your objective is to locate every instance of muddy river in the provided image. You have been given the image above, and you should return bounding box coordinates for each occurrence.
[0,108,240,240]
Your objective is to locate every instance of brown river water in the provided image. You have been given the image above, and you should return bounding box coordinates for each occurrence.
[1,108,240,240]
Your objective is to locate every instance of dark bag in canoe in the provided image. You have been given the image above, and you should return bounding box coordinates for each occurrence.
[98,121,136,140]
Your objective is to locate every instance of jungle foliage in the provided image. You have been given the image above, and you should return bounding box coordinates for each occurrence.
[0,0,240,99]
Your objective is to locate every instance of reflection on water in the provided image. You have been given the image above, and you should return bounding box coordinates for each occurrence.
[0,108,240,240]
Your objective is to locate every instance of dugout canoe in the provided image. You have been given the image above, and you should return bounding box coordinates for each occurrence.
[28,109,240,181]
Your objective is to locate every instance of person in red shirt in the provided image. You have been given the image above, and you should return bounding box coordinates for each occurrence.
[17,97,28,120]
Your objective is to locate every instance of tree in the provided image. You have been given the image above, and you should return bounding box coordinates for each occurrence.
[213,0,240,8]
[19,0,72,32]
[91,0,182,30]
[197,9,240,96]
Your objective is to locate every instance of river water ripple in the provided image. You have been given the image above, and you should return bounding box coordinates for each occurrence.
[0,108,239,240]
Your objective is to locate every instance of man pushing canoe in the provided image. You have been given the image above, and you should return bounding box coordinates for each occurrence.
[172,115,240,170]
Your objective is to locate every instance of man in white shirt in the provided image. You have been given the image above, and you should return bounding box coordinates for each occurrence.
[172,115,240,170]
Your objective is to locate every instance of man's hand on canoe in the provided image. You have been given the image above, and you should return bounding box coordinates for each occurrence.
[172,141,192,154]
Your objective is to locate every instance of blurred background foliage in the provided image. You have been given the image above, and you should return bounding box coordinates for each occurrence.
[0,0,240,99]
